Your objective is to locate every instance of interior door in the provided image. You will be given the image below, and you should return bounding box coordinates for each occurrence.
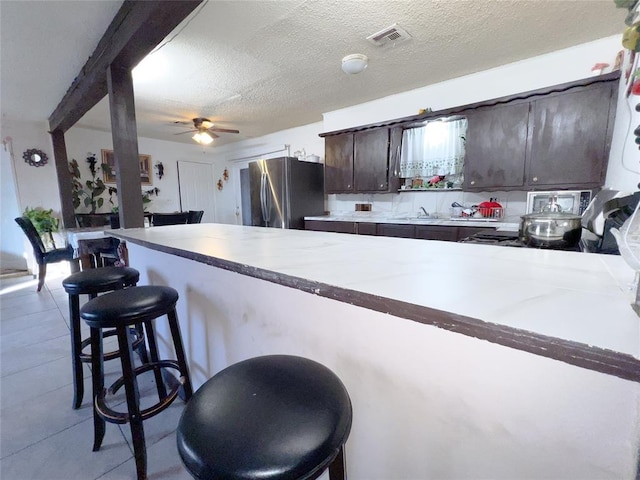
[177,161,216,223]
[1,140,27,272]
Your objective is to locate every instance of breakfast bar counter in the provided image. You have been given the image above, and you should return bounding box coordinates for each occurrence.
[112,223,640,479]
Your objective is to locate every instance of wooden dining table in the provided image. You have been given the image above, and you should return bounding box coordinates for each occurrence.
[63,227,128,269]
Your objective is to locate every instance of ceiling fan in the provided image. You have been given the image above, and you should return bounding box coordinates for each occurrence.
[174,117,240,145]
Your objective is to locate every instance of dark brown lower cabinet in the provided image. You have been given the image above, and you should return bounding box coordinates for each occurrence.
[376,224,415,238]
[356,222,378,236]
[414,226,458,241]
[304,220,356,234]
[305,220,497,242]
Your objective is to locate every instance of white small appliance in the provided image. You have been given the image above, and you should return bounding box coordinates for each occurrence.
[526,190,592,215]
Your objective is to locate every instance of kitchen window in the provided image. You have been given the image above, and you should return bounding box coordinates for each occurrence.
[400,116,467,187]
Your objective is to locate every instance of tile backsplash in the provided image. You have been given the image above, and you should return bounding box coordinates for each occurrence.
[327,190,528,222]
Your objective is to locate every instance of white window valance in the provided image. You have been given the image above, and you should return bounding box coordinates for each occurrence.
[400,117,467,182]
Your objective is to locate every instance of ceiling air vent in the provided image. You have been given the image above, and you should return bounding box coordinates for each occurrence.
[366,23,412,47]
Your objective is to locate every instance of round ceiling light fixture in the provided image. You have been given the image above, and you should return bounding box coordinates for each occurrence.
[341,54,368,75]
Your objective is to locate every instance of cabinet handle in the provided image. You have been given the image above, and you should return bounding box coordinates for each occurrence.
[347,184,352,189]
[380,183,384,188]
[532,176,538,182]
[470,180,475,185]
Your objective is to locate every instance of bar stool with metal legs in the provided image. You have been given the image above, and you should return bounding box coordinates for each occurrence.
[62,266,141,409]
[80,285,193,480]
[176,355,352,480]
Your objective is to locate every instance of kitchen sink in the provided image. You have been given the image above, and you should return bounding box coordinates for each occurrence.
[389,215,439,222]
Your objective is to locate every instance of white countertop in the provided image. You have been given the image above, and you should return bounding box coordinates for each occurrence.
[114,223,640,360]
[304,213,520,231]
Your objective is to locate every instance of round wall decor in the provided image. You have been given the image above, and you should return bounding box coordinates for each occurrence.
[23,148,48,167]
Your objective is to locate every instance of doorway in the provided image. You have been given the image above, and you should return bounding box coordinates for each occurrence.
[177,161,216,223]
[1,138,27,273]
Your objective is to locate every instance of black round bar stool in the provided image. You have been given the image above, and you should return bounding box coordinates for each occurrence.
[80,285,193,480]
[62,266,141,410]
[176,355,352,480]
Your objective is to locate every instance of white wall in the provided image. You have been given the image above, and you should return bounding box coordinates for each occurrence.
[1,119,62,217]
[0,119,63,274]
[323,36,624,131]
[208,122,326,225]
[64,127,223,220]
[323,35,639,212]
[1,35,637,240]
[212,35,638,222]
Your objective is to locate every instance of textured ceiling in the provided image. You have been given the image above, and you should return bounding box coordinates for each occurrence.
[0,0,628,147]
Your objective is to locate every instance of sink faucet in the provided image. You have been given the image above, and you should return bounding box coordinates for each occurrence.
[419,206,429,217]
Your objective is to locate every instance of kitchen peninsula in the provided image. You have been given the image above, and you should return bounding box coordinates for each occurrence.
[113,224,640,479]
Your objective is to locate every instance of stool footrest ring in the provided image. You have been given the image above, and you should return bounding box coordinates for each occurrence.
[80,327,145,363]
[95,360,185,425]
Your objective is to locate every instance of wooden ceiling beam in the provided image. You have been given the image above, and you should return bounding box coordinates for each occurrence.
[48,0,202,133]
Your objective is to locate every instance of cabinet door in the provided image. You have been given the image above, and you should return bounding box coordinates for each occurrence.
[354,129,390,192]
[324,134,354,193]
[304,220,356,234]
[377,223,415,238]
[464,103,529,190]
[456,226,497,241]
[414,225,458,241]
[356,222,378,236]
[527,83,614,188]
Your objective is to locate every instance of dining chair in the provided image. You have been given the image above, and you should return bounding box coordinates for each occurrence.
[187,210,204,224]
[15,217,76,292]
[75,213,111,228]
[151,212,190,226]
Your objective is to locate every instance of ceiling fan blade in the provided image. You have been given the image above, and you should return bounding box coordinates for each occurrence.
[209,127,240,134]
[210,132,220,139]
[174,129,197,135]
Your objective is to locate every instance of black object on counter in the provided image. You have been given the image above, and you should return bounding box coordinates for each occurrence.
[460,230,582,251]
[597,192,640,255]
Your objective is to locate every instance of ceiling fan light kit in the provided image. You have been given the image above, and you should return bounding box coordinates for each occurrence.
[193,131,214,145]
[341,54,368,74]
[173,117,240,145]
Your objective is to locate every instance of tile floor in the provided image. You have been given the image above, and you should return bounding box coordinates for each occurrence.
[0,271,192,480]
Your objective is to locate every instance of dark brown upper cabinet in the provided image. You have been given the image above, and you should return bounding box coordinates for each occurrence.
[464,102,530,190]
[323,128,401,194]
[321,71,619,194]
[526,82,616,189]
[464,78,617,192]
[354,129,390,191]
[324,133,354,192]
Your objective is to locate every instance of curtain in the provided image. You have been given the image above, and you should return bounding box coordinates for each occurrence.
[400,118,467,182]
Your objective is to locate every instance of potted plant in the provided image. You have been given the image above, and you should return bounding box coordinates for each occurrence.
[69,153,106,213]
[23,206,60,248]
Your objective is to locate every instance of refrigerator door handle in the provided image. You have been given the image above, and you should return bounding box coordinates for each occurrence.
[260,172,268,224]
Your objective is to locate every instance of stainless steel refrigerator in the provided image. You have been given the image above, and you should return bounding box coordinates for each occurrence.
[245,157,324,229]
